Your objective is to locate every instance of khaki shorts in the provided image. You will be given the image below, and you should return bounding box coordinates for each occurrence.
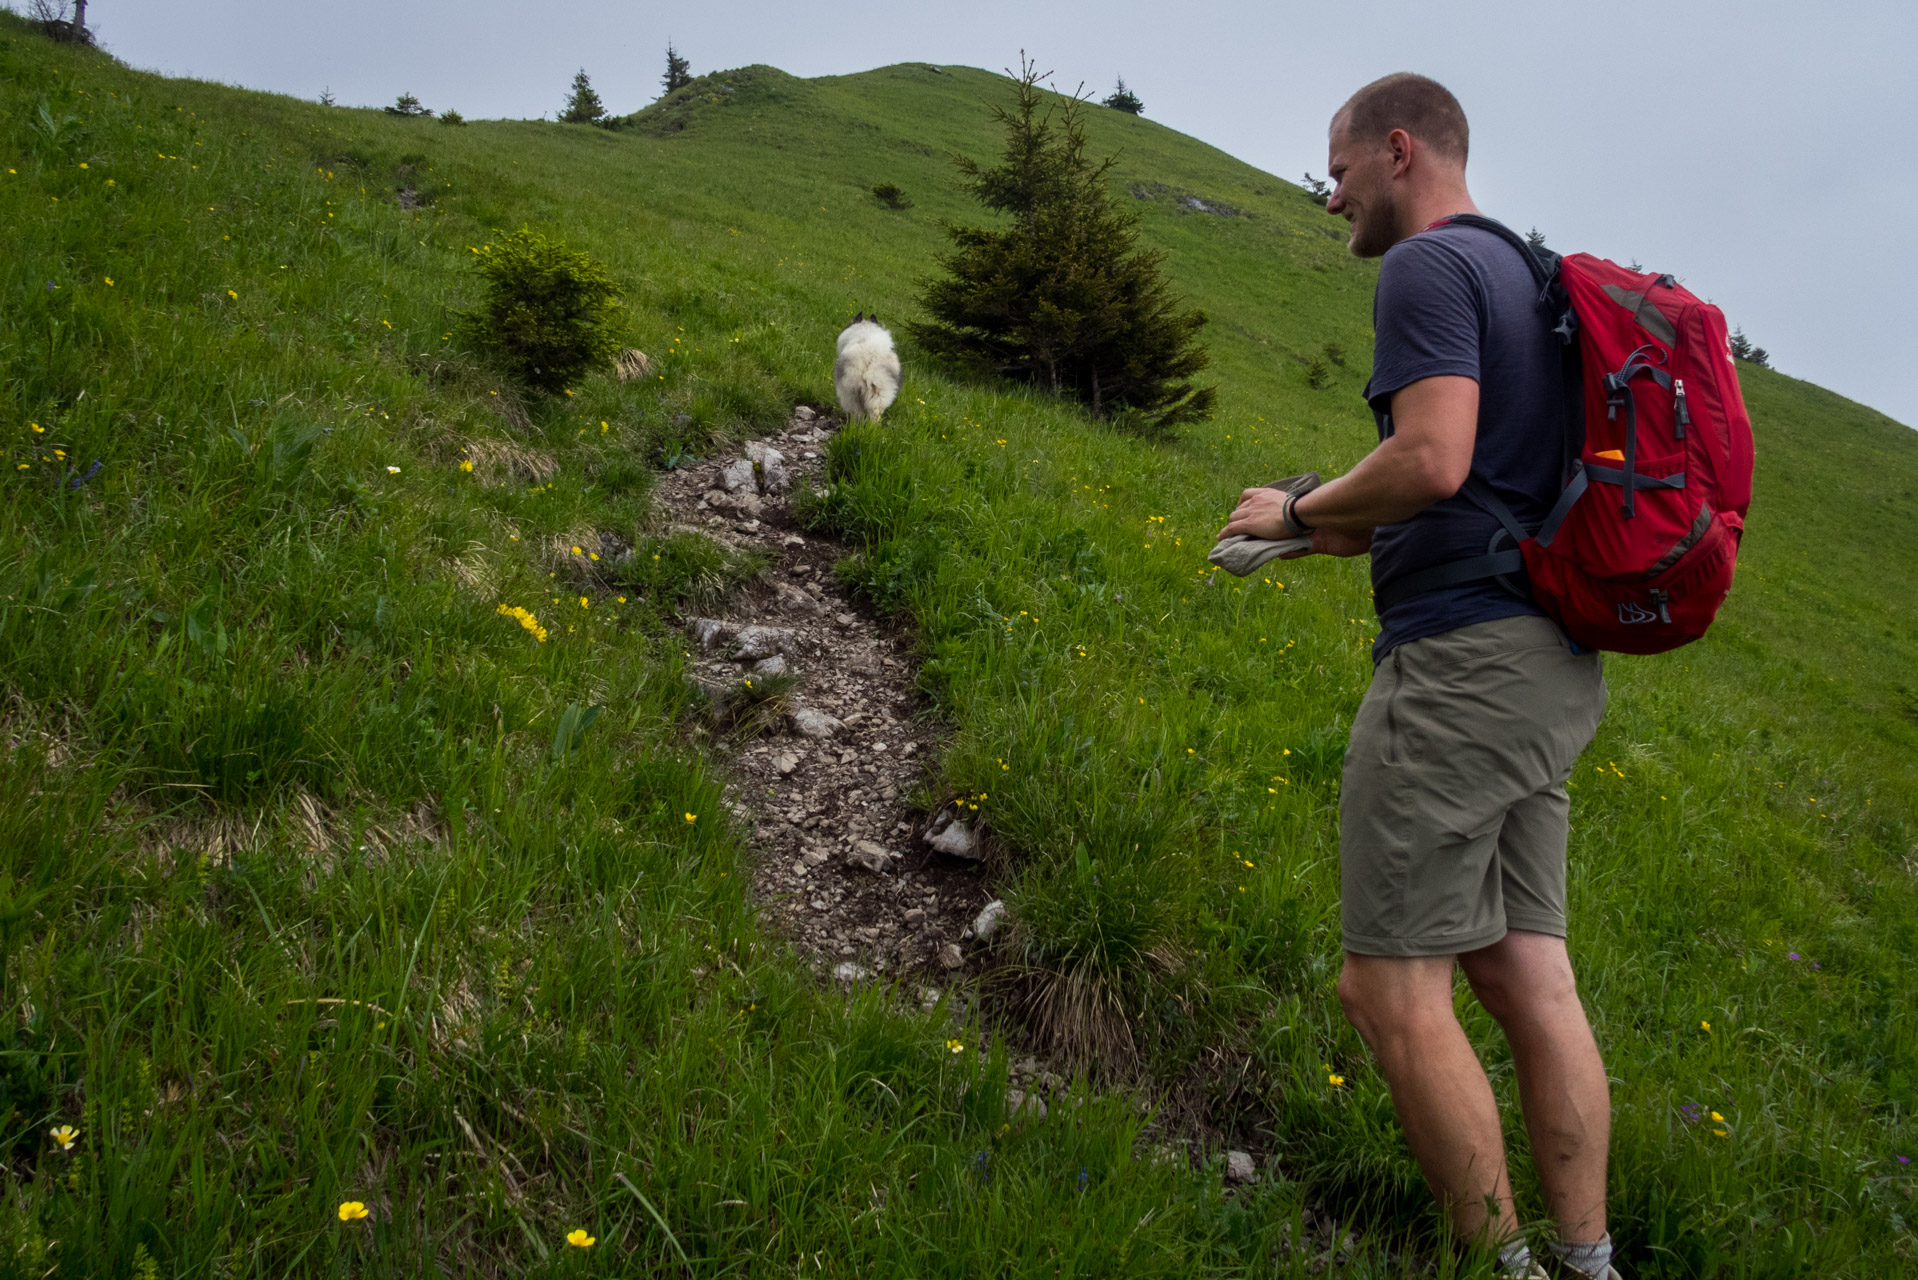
[1340,614,1606,957]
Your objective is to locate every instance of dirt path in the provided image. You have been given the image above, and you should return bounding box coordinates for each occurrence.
[653,407,1001,993]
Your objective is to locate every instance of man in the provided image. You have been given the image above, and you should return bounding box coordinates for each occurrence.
[1218,74,1616,1280]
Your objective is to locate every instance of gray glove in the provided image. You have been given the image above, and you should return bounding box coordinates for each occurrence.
[1208,471,1321,577]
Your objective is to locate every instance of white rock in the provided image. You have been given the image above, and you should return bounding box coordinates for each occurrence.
[746,441,792,494]
[750,654,789,677]
[846,841,890,874]
[686,618,734,652]
[832,961,872,985]
[971,900,1007,941]
[801,848,829,867]
[903,907,926,925]
[1225,1150,1257,1185]
[790,708,844,740]
[1006,1088,1048,1121]
[926,818,980,860]
[772,752,799,775]
[792,405,817,423]
[781,534,806,549]
[720,458,757,494]
[774,582,822,614]
[834,612,857,628]
[938,943,964,970]
[733,626,792,660]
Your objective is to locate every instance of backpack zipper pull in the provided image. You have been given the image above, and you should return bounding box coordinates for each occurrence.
[1649,588,1671,624]
[1674,379,1689,439]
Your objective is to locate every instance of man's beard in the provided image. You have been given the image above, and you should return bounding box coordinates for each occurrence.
[1345,192,1400,258]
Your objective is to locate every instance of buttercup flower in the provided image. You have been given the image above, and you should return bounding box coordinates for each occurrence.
[50,1125,77,1150]
[338,1201,370,1222]
[684,812,696,823]
[1328,1074,1345,1087]
[1701,1020,1711,1031]
[566,1229,596,1248]
[946,1039,965,1054]
[459,459,474,472]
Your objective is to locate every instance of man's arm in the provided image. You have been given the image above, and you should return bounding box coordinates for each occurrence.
[1217,376,1479,554]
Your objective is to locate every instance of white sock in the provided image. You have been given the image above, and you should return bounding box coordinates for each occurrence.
[1498,1239,1536,1276]
[1548,1233,1614,1278]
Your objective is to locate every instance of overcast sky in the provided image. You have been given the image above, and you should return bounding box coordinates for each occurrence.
[82,0,1917,428]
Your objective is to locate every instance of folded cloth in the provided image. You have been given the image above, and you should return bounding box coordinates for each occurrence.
[1208,471,1322,577]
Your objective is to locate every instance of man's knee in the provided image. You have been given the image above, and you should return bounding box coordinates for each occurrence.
[1462,932,1580,1025]
[1338,954,1452,1048]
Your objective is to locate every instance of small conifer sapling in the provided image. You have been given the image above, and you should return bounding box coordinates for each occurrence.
[662,43,693,95]
[561,70,606,125]
[1102,77,1144,115]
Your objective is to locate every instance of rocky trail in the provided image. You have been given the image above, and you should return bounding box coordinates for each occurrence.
[657,407,1004,996]
[650,408,1280,1192]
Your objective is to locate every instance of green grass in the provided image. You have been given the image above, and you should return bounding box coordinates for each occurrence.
[3,21,1916,1278]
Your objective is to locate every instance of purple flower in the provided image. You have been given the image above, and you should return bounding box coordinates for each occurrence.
[1787,952,1800,961]
[1899,1155,1911,1165]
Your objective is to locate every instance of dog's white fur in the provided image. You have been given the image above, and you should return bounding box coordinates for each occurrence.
[833,315,902,422]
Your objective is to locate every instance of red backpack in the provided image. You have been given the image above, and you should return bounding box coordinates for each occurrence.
[1375,215,1755,654]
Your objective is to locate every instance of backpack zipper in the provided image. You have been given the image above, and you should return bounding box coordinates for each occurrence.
[1649,588,1672,624]
[1674,379,1689,440]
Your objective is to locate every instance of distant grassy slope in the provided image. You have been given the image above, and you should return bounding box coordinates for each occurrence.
[4,22,1916,1279]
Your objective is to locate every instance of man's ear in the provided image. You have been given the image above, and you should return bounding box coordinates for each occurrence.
[1387,127,1415,178]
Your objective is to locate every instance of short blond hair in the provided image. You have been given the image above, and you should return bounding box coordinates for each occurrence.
[1333,73,1469,163]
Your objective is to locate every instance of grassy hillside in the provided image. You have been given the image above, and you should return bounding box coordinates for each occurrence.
[3,20,1915,1278]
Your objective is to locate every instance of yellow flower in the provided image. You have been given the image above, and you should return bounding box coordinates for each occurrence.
[1701,1020,1711,1031]
[50,1125,77,1150]
[578,596,589,609]
[684,812,697,823]
[338,1201,370,1222]
[600,421,609,434]
[946,1039,965,1054]
[1710,1111,1724,1123]
[31,423,44,434]
[104,276,113,286]
[1713,1128,1729,1138]
[459,459,474,472]
[617,596,627,603]
[571,545,582,555]
[1328,1074,1345,1088]
[227,290,238,300]
[567,1229,596,1248]
[386,465,400,474]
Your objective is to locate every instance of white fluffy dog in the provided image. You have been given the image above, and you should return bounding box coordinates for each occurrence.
[833,313,902,422]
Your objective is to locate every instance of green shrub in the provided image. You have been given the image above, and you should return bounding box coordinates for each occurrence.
[456,227,624,392]
[383,92,430,118]
[871,181,912,210]
[437,108,464,126]
[912,60,1214,438]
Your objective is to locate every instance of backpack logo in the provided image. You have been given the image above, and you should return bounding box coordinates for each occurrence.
[1616,601,1659,625]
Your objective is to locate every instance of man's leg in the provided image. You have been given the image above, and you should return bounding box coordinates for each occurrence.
[1337,952,1518,1246]
[1459,929,1610,1244]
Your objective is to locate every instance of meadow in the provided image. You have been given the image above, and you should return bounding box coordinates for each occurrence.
[3,19,1916,1277]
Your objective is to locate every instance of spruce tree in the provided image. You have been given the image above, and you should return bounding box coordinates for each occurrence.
[662,44,692,95]
[560,69,605,124]
[1102,77,1144,115]
[912,60,1212,436]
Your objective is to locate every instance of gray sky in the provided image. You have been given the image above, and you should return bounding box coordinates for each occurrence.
[88,0,1918,428]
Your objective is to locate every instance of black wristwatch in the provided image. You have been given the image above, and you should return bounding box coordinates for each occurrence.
[1282,492,1315,537]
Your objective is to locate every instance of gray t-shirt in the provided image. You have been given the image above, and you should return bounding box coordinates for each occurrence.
[1364,222,1562,661]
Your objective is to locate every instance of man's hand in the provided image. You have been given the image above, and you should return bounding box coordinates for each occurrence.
[1284,526,1374,559]
[1218,486,1298,541]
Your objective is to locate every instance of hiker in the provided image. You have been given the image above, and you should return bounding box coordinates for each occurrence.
[1219,74,1616,1280]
